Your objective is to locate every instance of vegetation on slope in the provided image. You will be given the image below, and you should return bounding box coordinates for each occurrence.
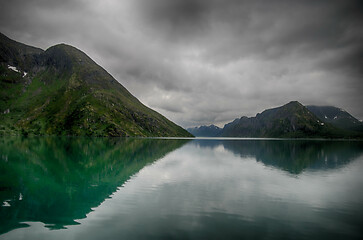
[221,101,362,138]
[0,33,192,137]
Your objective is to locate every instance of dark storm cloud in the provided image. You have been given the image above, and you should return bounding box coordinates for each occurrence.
[136,0,211,41]
[138,0,363,70]
[0,0,362,127]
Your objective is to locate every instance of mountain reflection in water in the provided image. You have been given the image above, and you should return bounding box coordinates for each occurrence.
[1,138,363,240]
[0,137,188,233]
[193,139,363,174]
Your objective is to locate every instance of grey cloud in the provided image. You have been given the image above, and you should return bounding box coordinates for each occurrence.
[1,0,362,127]
[140,1,363,66]
[135,0,212,42]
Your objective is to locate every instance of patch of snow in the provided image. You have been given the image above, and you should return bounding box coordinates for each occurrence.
[320,123,325,126]
[2,200,10,207]
[19,193,23,201]
[23,72,28,77]
[324,115,328,119]
[334,116,337,119]
[7,65,20,73]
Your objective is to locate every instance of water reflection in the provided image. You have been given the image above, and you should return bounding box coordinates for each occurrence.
[0,137,188,234]
[1,138,363,240]
[194,139,363,174]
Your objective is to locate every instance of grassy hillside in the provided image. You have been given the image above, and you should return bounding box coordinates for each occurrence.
[0,33,192,137]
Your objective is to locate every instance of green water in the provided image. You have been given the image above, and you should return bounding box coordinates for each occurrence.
[0,137,363,239]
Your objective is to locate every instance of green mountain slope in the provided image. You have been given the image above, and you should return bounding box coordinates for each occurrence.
[221,101,360,138]
[0,33,192,137]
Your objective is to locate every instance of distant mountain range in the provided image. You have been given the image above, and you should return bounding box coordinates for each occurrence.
[187,124,222,137]
[0,33,192,137]
[188,101,363,138]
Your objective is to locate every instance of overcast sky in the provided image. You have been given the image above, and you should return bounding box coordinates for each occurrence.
[1,0,362,127]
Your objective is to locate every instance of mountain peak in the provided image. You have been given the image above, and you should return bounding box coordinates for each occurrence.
[47,43,89,60]
[284,101,303,108]
[44,43,121,88]
[45,44,97,71]
[222,101,341,138]
[287,100,300,104]
[0,32,192,137]
[0,32,44,71]
[187,124,222,137]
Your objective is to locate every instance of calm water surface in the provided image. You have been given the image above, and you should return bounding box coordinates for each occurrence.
[0,137,363,239]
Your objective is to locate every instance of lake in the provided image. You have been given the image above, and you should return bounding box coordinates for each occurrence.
[1,137,363,239]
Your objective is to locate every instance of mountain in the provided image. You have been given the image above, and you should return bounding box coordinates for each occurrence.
[221,101,339,138]
[187,124,222,137]
[191,101,361,138]
[306,105,363,132]
[0,33,192,137]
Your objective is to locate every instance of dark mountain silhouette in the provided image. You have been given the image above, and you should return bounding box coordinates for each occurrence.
[191,101,362,138]
[187,124,222,137]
